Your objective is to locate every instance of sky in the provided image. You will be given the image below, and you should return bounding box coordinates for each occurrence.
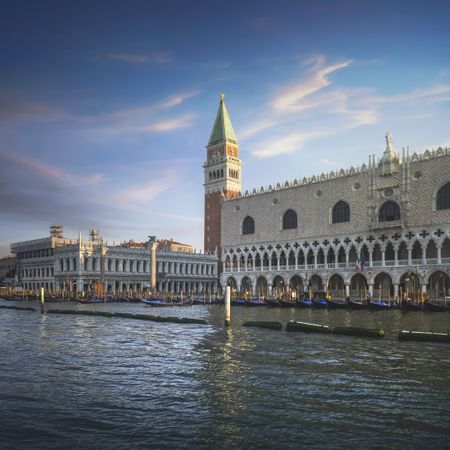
[1,0,449,255]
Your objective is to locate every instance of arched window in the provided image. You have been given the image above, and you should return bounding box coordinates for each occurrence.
[282,209,297,229]
[379,201,400,222]
[437,182,450,210]
[332,201,350,223]
[242,216,255,235]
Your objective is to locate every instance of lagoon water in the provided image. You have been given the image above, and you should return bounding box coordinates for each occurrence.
[1,298,449,449]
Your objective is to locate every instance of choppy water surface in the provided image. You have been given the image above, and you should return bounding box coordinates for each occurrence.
[0,299,449,449]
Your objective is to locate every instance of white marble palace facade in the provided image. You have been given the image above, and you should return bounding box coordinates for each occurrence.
[220,135,450,300]
[12,229,218,295]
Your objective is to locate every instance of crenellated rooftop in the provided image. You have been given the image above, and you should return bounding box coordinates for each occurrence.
[223,146,450,202]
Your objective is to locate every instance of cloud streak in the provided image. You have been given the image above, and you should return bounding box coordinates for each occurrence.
[242,54,450,159]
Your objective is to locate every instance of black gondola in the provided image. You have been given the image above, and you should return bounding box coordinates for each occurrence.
[348,299,367,309]
[425,302,449,312]
[401,301,424,312]
[367,299,390,310]
[326,299,349,309]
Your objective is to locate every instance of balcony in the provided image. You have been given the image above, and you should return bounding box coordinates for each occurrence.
[222,257,450,274]
[372,220,403,230]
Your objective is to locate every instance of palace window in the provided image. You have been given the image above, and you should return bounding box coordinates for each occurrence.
[282,209,297,229]
[242,216,255,235]
[332,201,350,223]
[379,201,400,222]
[437,182,450,210]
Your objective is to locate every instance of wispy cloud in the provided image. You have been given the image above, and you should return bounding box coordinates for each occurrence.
[242,54,449,159]
[158,90,201,108]
[1,151,104,186]
[105,51,173,64]
[271,59,353,113]
[142,113,195,133]
[113,167,177,206]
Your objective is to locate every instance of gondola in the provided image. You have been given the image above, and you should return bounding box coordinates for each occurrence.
[231,298,247,306]
[348,299,367,309]
[367,299,390,310]
[326,299,349,309]
[266,299,281,308]
[297,298,313,308]
[244,299,267,307]
[278,300,298,308]
[425,302,449,312]
[312,298,328,308]
[142,298,176,307]
[400,301,424,312]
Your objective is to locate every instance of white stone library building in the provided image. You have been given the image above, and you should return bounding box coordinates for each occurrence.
[12,227,218,296]
[204,97,450,301]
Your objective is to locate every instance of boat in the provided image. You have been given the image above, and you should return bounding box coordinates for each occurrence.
[424,302,449,312]
[326,299,349,309]
[141,298,175,307]
[79,296,103,304]
[244,299,267,307]
[367,299,390,310]
[297,298,313,307]
[348,299,367,309]
[231,299,247,306]
[401,301,424,312]
[267,299,281,308]
[312,298,328,308]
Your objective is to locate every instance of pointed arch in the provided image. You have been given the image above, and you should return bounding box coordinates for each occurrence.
[242,216,255,235]
[332,201,350,223]
[379,201,400,222]
[282,209,297,229]
[436,182,450,210]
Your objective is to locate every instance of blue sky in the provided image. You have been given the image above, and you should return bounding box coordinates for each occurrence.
[1,0,449,254]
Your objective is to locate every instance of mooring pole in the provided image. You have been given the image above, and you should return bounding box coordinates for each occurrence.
[40,287,45,314]
[225,286,231,328]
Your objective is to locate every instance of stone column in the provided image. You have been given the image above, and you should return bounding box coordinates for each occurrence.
[421,243,427,266]
[294,255,298,270]
[343,283,349,298]
[369,249,373,268]
[437,244,442,265]
[237,259,240,273]
[345,251,349,267]
[368,283,374,298]
[277,255,280,271]
[381,249,385,267]
[150,242,158,291]
[393,283,399,301]
[314,253,318,269]
[407,247,412,266]
[252,257,256,272]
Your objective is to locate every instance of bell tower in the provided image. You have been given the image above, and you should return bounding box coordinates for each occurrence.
[203,93,241,254]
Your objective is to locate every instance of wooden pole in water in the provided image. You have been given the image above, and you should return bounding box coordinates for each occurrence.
[40,287,45,314]
[225,286,231,328]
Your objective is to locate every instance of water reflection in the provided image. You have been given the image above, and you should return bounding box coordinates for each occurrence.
[0,299,449,449]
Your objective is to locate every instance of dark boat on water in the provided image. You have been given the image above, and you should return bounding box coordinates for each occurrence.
[245,299,267,307]
[367,299,390,310]
[401,301,424,312]
[297,298,313,308]
[326,299,349,309]
[312,298,328,308]
[231,299,247,306]
[348,299,367,309]
[425,302,449,312]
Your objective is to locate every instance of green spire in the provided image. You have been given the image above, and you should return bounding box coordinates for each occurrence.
[208,93,238,146]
